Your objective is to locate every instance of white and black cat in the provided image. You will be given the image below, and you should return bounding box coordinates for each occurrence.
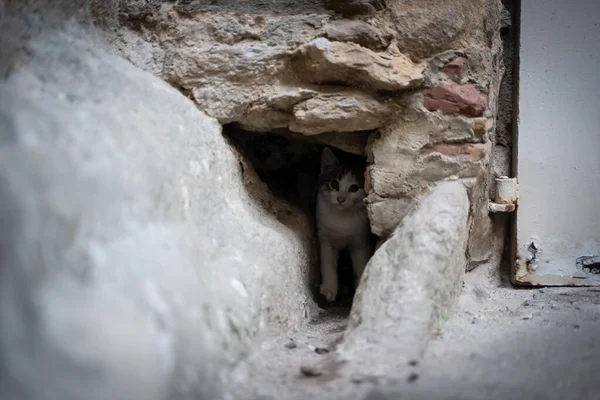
[315,147,371,302]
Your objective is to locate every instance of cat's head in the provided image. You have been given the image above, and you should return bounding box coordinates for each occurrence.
[318,147,366,211]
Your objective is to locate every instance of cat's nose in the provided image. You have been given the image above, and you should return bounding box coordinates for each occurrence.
[337,196,346,204]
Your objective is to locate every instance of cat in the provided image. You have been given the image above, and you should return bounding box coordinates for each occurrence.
[315,147,371,302]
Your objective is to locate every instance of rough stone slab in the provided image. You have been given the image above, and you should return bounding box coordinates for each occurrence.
[365,195,414,237]
[365,110,488,237]
[323,0,379,16]
[289,90,399,135]
[337,181,470,371]
[387,0,503,60]
[238,102,293,131]
[286,129,372,155]
[422,142,489,161]
[267,87,318,111]
[324,20,391,50]
[293,38,424,91]
[0,26,314,400]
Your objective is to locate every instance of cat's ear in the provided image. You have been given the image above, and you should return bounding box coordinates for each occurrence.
[321,147,339,173]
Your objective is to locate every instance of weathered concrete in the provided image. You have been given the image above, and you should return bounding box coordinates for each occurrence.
[339,181,470,370]
[0,20,316,400]
[215,261,600,400]
[365,274,600,400]
[292,38,424,91]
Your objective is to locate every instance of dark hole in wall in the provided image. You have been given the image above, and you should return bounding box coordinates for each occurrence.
[223,124,376,311]
[499,0,520,283]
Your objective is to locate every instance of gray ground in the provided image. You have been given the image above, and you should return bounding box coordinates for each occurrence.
[227,265,600,400]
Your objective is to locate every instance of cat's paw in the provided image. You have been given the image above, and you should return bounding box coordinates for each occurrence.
[320,285,337,302]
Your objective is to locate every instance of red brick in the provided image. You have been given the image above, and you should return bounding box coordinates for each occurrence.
[423,82,487,117]
[442,57,468,81]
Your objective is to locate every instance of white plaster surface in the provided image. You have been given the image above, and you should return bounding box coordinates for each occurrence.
[517,0,600,280]
[0,27,315,400]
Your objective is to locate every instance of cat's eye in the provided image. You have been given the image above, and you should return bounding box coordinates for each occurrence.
[330,180,339,190]
[348,184,360,193]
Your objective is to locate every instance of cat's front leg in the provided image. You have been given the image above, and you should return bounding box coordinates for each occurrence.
[319,240,338,302]
[350,244,370,289]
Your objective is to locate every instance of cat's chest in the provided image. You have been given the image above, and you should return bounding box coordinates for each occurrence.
[316,203,369,242]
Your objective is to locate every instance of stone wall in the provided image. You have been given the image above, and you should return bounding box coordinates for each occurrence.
[98,0,508,271]
[0,1,511,398]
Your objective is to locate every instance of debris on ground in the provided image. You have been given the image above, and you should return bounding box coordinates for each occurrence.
[407,372,419,382]
[300,366,323,377]
[285,341,297,349]
[351,374,380,384]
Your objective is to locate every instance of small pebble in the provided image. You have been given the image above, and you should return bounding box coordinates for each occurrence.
[408,359,419,367]
[285,341,297,349]
[407,372,419,382]
[574,324,580,329]
[521,314,533,320]
[300,366,322,377]
[315,346,329,355]
[351,374,379,384]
